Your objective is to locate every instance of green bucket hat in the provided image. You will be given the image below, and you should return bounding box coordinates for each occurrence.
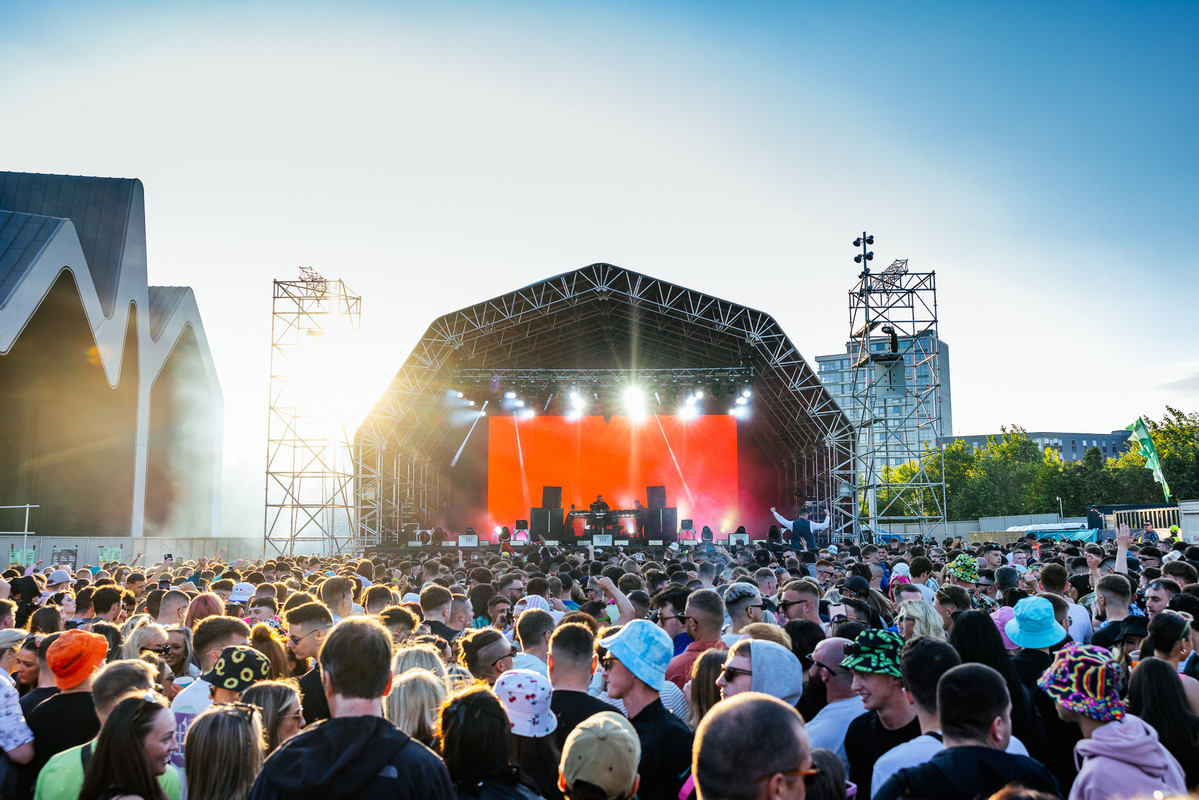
[840,629,904,678]
[946,553,979,584]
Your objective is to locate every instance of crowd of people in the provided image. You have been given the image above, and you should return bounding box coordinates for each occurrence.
[0,519,1194,800]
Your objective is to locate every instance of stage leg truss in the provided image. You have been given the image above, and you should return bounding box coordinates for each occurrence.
[263,268,362,556]
[355,264,857,546]
[846,250,948,540]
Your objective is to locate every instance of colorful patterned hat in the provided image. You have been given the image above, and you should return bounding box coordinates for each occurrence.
[201,645,272,694]
[494,668,557,738]
[840,629,904,678]
[1037,643,1125,722]
[946,554,979,584]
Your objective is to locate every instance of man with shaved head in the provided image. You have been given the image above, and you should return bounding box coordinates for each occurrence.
[802,637,862,772]
[695,692,811,800]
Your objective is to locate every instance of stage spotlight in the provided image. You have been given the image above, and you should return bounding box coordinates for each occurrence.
[570,391,586,412]
[456,391,465,399]
[567,409,583,421]
[468,400,476,407]
[710,379,723,397]
[514,398,525,407]
[622,386,647,421]
[740,387,752,398]
[734,395,748,405]
[678,403,698,421]
[518,407,535,419]
[504,391,517,399]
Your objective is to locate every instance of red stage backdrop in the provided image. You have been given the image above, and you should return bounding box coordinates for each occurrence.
[487,415,739,534]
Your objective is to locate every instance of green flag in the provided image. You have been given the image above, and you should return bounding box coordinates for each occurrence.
[1126,417,1171,501]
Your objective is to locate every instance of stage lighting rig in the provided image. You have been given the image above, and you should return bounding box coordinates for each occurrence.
[854,232,875,271]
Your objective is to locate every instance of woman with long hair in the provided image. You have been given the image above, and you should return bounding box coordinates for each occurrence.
[783,619,825,681]
[27,605,63,635]
[439,686,543,799]
[249,624,290,679]
[184,593,224,630]
[1128,656,1199,787]
[385,669,446,748]
[393,644,449,683]
[686,649,724,728]
[949,610,1045,755]
[121,623,169,662]
[1141,610,1199,713]
[896,600,946,641]
[242,679,304,754]
[78,692,177,800]
[184,702,267,800]
[162,625,199,679]
[457,628,515,686]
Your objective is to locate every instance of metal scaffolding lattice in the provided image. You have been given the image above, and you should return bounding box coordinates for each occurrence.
[264,268,363,556]
[846,249,948,539]
[355,263,857,545]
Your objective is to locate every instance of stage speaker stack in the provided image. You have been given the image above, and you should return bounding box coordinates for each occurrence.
[530,508,564,541]
[541,486,562,509]
[647,485,667,508]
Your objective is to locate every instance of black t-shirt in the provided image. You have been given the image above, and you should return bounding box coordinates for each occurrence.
[19,686,58,717]
[27,691,99,775]
[298,666,331,725]
[629,699,693,800]
[1090,619,1123,649]
[843,709,922,799]
[550,690,614,748]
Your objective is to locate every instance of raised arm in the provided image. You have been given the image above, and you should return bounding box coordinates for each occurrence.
[770,507,794,529]
[810,512,831,533]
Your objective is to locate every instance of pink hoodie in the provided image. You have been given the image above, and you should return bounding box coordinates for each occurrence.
[1070,714,1187,800]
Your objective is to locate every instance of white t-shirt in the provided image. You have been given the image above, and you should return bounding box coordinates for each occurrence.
[169,678,212,769]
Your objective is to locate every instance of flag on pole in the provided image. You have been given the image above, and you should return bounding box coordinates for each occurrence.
[1126,417,1171,501]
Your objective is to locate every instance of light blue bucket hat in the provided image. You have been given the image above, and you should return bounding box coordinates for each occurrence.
[600,619,672,691]
[1005,596,1067,650]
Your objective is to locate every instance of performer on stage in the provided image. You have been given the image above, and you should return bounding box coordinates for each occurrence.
[770,505,830,552]
[590,495,610,513]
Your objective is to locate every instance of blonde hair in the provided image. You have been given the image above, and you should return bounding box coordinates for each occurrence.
[741,622,792,650]
[898,599,946,640]
[385,670,446,746]
[242,679,301,753]
[392,644,447,682]
[184,703,266,800]
[121,622,168,660]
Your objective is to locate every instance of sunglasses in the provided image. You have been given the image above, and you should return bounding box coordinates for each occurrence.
[491,646,518,669]
[721,665,753,682]
[140,645,171,657]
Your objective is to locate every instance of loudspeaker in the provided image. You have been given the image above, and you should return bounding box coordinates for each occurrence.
[515,519,529,530]
[530,508,564,541]
[680,518,694,530]
[660,508,678,543]
[541,486,562,509]
[647,486,667,508]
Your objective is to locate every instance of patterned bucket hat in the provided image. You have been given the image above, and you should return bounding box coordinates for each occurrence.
[1037,643,1125,722]
[201,645,272,694]
[840,629,904,678]
[494,668,557,738]
[946,554,979,584]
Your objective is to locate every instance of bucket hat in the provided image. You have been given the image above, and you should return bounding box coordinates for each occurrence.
[840,629,903,678]
[229,582,255,603]
[201,645,271,694]
[1037,643,1124,722]
[47,629,109,690]
[1005,596,1066,650]
[946,554,979,584]
[600,619,671,691]
[494,669,557,738]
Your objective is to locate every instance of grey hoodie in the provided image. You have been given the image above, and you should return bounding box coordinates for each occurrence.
[748,640,804,705]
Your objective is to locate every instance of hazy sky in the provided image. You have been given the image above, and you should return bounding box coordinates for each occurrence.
[3,2,1196,535]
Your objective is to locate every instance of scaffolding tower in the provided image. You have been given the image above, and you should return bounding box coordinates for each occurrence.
[846,240,947,540]
[264,268,362,556]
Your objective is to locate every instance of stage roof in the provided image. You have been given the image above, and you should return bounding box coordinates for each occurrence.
[358,263,852,468]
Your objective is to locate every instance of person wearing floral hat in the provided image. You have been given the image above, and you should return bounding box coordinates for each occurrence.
[495,669,559,799]
[1038,643,1186,799]
[840,629,920,798]
[946,553,998,613]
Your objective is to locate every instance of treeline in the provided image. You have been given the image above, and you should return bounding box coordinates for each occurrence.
[878,407,1199,520]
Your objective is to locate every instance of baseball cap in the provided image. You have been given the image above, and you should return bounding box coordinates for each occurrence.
[229,582,255,603]
[560,711,640,800]
[843,576,871,598]
[46,569,71,587]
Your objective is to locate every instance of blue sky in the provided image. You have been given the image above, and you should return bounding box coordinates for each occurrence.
[2,1,1196,533]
